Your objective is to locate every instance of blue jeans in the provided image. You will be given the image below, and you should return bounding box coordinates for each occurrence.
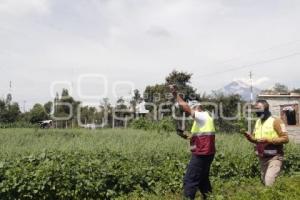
[183,154,214,200]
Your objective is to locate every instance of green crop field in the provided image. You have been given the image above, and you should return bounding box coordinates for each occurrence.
[0,128,299,200]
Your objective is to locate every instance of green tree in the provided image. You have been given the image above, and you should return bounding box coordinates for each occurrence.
[0,100,21,123]
[144,84,168,105]
[5,93,12,105]
[29,104,49,123]
[291,88,300,93]
[0,100,5,113]
[143,70,199,118]
[114,97,131,127]
[53,89,81,128]
[80,106,97,124]
[100,98,113,128]
[130,89,141,114]
[44,101,53,114]
[273,83,289,93]
[209,91,246,133]
[165,70,198,101]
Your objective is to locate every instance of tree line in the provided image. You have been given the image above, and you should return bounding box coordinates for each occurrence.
[0,70,299,131]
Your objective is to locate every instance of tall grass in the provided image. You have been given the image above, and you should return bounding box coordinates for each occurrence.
[0,128,187,159]
[0,128,297,159]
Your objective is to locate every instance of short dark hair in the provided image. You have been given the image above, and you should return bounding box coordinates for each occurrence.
[256,99,269,111]
[193,104,203,111]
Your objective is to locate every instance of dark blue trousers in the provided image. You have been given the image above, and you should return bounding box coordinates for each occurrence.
[183,154,214,200]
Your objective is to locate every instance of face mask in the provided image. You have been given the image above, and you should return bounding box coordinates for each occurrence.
[256,111,265,118]
[256,110,270,119]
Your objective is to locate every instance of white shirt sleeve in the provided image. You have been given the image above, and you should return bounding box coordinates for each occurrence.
[194,111,207,128]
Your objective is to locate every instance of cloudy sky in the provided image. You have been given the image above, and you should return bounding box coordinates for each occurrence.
[0,0,300,110]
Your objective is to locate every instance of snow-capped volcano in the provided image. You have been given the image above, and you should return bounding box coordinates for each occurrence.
[222,80,261,101]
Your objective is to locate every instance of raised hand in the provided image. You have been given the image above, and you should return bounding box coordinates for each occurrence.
[168,84,178,97]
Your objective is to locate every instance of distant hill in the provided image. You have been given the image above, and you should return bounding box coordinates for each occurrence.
[222,80,261,101]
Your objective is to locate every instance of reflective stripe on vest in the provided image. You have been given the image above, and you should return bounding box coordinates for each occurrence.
[255,150,277,156]
[253,117,278,140]
[191,111,216,134]
[253,117,282,157]
[193,132,215,136]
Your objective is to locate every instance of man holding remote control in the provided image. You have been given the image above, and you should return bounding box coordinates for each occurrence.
[169,85,216,200]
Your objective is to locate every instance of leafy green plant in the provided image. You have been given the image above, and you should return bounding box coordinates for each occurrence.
[0,129,299,199]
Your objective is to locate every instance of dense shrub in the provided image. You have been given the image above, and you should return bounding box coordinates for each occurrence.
[129,118,155,131]
[129,116,248,134]
[0,121,37,128]
[0,147,299,200]
[118,177,300,200]
[129,117,175,133]
[0,129,299,199]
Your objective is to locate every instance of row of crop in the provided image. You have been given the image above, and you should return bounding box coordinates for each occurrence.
[0,148,299,200]
[129,117,249,133]
[0,122,38,129]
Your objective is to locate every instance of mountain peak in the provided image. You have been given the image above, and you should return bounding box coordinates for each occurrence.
[222,80,261,101]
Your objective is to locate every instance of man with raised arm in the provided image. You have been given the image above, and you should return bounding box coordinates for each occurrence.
[169,85,216,200]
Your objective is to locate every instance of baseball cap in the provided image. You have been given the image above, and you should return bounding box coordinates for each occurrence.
[189,100,201,108]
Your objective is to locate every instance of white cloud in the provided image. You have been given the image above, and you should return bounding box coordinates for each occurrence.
[0,0,299,109]
[146,26,172,38]
[253,77,271,86]
[0,0,50,16]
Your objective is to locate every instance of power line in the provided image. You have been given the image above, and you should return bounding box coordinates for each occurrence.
[198,52,300,78]
[209,39,300,66]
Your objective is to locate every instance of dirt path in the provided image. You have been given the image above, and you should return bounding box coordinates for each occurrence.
[288,127,300,144]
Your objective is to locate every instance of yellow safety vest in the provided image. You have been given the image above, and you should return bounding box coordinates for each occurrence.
[191,111,216,134]
[254,117,279,140]
[253,116,282,156]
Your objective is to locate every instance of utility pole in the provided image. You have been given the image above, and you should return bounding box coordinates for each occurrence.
[249,71,253,104]
[6,81,12,104]
[248,71,254,133]
[23,100,26,113]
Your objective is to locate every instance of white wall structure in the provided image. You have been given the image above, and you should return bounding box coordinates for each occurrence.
[258,94,300,125]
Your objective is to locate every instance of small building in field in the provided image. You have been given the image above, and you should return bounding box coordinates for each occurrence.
[257,93,300,126]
